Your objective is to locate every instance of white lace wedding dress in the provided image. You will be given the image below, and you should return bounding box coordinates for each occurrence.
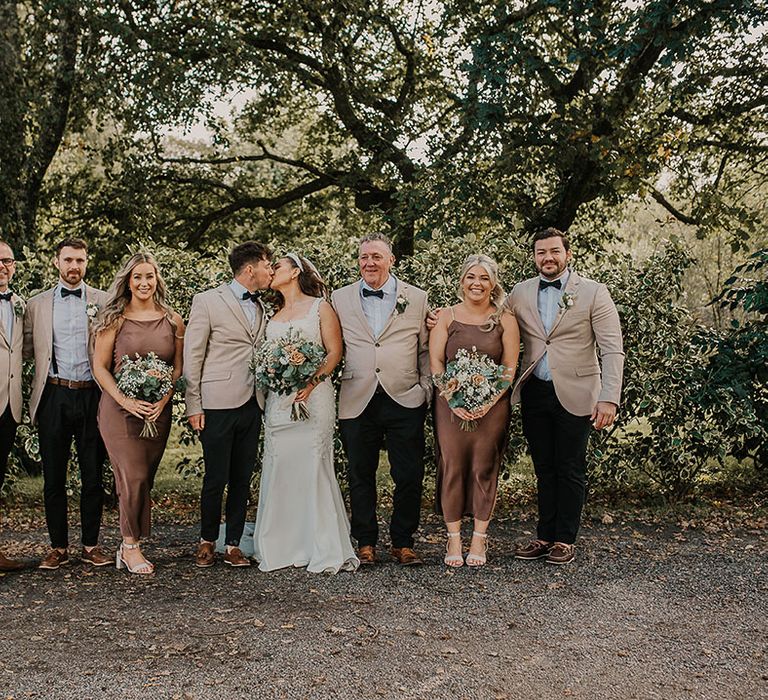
[248,297,358,573]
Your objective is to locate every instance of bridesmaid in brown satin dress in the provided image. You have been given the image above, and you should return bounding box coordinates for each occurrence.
[92,252,184,575]
[429,254,519,567]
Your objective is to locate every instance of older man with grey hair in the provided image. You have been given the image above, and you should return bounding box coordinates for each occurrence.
[331,233,432,566]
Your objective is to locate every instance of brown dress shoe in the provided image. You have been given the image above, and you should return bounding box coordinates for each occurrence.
[0,550,24,572]
[357,545,377,565]
[546,542,575,565]
[39,549,69,570]
[196,541,216,568]
[81,546,113,567]
[514,539,553,560]
[223,546,251,567]
[390,547,423,566]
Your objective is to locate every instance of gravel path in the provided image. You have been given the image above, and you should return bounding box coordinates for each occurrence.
[0,515,766,700]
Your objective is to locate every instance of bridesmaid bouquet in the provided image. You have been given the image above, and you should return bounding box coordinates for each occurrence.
[251,329,327,421]
[433,347,511,431]
[115,352,174,438]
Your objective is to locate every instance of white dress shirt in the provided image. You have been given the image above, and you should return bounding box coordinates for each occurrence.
[50,282,92,381]
[360,274,397,338]
[0,292,13,341]
[533,269,570,381]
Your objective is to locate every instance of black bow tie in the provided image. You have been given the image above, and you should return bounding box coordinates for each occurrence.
[61,287,82,298]
[362,288,384,299]
[539,279,562,290]
[0,292,11,302]
[242,291,259,303]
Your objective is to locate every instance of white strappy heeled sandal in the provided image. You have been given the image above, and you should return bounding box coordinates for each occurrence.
[444,531,464,567]
[466,531,488,567]
[116,542,154,575]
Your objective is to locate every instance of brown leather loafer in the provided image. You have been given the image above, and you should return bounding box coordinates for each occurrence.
[546,542,575,565]
[223,546,251,567]
[81,546,113,567]
[514,539,553,560]
[0,550,24,572]
[39,549,69,570]
[390,546,423,566]
[357,545,377,565]
[195,541,216,568]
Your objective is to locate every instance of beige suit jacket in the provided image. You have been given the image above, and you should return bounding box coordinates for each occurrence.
[23,284,108,425]
[507,271,624,416]
[183,283,267,415]
[331,279,431,420]
[0,292,24,422]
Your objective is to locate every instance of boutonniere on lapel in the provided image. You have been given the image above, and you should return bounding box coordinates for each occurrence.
[394,293,409,316]
[558,292,576,311]
[86,302,100,323]
[13,299,25,319]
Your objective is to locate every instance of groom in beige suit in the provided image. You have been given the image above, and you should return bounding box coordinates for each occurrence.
[509,228,624,565]
[0,240,24,571]
[332,233,431,566]
[184,241,273,568]
[23,238,111,570]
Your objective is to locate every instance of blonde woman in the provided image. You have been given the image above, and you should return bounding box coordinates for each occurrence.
[92,253,184,575]
[429,255,519,567]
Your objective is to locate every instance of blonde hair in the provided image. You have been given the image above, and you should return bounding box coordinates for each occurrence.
[95,251,177,333]
[457,254,506,331]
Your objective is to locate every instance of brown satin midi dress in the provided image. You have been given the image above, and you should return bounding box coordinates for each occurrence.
[97,317,175,539]
[434,318,510,522]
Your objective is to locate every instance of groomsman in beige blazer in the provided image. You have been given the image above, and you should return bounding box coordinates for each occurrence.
[0,240,24,571]
[332,233,431,566]
[23,238,111,570]
[184,241,273,568]
[509,228,624,565]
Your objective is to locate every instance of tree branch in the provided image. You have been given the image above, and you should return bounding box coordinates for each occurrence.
[649,187,699,226]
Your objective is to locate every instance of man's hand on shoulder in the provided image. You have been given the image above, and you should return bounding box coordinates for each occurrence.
[591,401,616,430]
[426,307,443,331]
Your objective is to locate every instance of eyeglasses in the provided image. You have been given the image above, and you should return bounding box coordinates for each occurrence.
[0,258,15,267]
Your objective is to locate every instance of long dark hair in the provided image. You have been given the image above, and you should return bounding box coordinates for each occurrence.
[275,253,327,309]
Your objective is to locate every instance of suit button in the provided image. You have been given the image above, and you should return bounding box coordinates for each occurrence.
[546,340,551,345]
[375,342,380,347]
[375,368,380,373]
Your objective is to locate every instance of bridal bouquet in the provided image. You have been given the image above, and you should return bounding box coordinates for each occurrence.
[115,351,174,438]
[251,328,327,421]
[433,347,511,431]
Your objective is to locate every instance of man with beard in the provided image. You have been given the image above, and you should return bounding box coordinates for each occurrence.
[24,239,111,569]
[0,240,24,571]
[509,228,624,565]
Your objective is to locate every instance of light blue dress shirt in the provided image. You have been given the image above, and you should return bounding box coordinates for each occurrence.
[0,294,12,341]
[360,274,397,338]
[230,279,258,328]
[533,270,570,382]
[50,282,92,381]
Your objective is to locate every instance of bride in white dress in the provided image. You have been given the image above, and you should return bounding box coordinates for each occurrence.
[250,253,358,573]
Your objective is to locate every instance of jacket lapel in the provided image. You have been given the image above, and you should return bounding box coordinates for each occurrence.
[547,270,580,338]
[377,278,404,339]
[526,277,547,336]
[217,284,254,337]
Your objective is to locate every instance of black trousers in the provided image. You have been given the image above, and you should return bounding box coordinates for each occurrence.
[199,398,262,545]
[0,405,18,492]
[520,377,592,545]
[339,392,426,549]
[38,384,106,548]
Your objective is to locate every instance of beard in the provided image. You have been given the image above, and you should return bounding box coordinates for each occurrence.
[536,259,568,280]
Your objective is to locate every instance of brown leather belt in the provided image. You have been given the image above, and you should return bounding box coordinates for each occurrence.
[47,377,97,390]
